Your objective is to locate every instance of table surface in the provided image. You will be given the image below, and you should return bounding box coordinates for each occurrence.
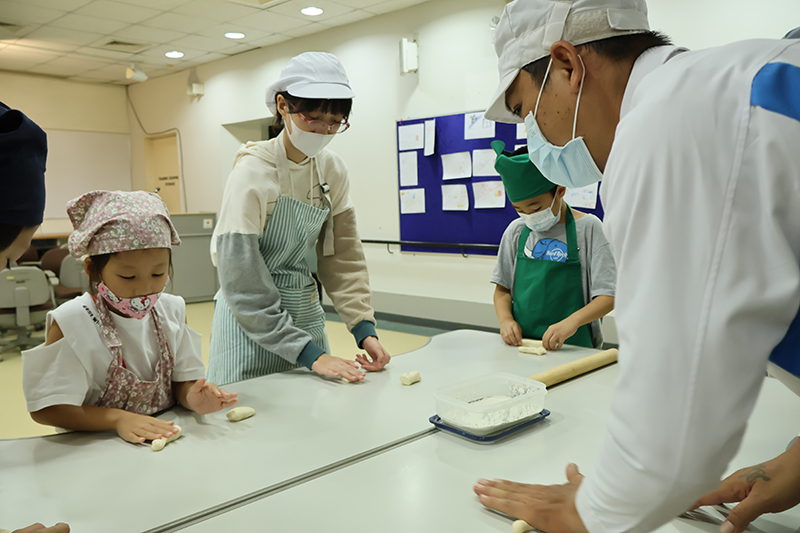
[0,330,604,532]
[180,366,800,533]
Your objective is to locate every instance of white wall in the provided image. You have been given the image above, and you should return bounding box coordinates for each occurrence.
[125,0,800,326]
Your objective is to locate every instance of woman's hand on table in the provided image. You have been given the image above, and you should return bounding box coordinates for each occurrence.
[474,463,589,533]
[500,319,523,346]
[692,439,800,533]
[183,378,239,415]
[115,411,177,444]
[312,353,365,382]
[13,523,70,533]
[357,336,391,371]
[542,318,579,350]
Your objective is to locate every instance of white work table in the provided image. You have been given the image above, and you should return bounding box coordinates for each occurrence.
[180,367,800,533]
[0,330,603,532]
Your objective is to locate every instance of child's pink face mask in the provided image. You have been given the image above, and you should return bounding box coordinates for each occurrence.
[97,278,168,319]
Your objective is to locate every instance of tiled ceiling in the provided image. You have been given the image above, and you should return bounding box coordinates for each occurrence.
[0,0,428,84]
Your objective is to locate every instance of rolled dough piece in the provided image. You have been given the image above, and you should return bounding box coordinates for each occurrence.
[151,424,182,451]
[399,371,421,385]
[518,346,546,356]
[226,406,255,421]
[521,339,543,348]
[512,520,535,533]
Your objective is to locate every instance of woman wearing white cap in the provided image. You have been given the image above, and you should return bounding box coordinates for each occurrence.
[474,1,800,532]
[208,52,390,385]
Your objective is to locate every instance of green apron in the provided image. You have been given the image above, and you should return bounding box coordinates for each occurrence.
[512,206,593,348]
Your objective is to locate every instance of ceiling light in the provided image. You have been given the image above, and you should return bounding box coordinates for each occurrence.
[125,64,148,83]
[225,32,245,39]
[300,6,323,16]
[165,50,184,59]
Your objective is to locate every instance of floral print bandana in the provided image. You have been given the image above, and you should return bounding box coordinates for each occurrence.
[67,190,181,258]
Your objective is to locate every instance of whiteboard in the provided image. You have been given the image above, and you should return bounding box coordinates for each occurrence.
[43,130,132,218]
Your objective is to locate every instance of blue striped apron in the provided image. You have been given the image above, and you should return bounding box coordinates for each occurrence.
[208,135,332,385]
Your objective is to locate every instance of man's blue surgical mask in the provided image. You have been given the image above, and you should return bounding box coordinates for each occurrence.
[525,56,604,189]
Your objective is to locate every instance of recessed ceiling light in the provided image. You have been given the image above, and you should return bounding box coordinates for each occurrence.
[165,50,184,59]
[300,6,323,16]
[225,32,245,39]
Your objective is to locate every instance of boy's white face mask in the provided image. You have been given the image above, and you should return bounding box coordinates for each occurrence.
[519,195,560,233]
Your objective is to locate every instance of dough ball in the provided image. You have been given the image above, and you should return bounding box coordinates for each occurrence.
[512,520,535,533]
[519,346,546,356]
[151,438,166,452]
[399,371,421,386]
[226,406,256,422]
[521,339,543,348]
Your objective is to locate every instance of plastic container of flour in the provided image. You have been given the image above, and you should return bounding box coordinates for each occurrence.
[434,373,547,436]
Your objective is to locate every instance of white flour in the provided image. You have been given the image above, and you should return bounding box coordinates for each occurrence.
[441,382,543,432]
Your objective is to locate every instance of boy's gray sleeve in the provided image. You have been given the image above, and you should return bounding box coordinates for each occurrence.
[491,222,520,292]
[216,233,324,369]
[587,219,617,299]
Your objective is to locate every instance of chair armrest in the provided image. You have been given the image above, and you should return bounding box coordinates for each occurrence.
[43,270,60,286]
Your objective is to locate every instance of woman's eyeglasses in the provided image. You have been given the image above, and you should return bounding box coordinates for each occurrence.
[293,112,350,134]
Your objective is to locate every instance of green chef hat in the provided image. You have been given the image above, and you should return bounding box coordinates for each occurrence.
[491,140,555,203]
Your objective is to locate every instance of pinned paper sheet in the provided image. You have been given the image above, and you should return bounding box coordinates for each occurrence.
[442,184,469,211]
[400,188,426,214]
[515,144,526,152]
[441,152,472,180]
[398,123,424,151]
[516,122,527,140]
[564,183,599,209]
[399,151,418,187]
[472,181,506,209]
[464,111,495,140]
[424,119,436,156]
[472,149,500,177]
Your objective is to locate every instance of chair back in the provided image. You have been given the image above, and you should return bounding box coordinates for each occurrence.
[59,255,89,291]
[40,247,70,277]
[0,267,54,327]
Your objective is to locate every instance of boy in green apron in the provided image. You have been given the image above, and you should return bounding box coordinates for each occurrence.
[490,141,616,350]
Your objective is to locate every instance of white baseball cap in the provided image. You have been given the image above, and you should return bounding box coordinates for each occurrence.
[485,0,650,123]
[265,52,355,114]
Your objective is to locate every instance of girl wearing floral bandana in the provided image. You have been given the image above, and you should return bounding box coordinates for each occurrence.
[22,190,237,444]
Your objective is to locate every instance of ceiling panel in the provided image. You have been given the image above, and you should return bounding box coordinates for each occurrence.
[50,13,130,34]
[8,38,81,53]
[0,1,65,25]
[0,0,430,84]
[268,0,355,22]
[75,1,164,24]
[141,12,219,33]
[24,26,105,46]
[110,25,188,44]
[169,34,242,53]
[229,9,310,32]
[17,0,95,11]
[172,0,262,22]
[318,9,374,27]
[364,0,427,15]
[114,0,194,9]
[195,24,271,43]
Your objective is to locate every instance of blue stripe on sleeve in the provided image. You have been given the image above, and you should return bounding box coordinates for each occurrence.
[751,62,800,122]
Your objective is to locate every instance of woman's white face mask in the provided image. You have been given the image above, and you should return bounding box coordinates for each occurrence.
[285,114,335,158]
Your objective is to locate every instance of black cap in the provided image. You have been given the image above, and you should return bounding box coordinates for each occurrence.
[0,101,47,227]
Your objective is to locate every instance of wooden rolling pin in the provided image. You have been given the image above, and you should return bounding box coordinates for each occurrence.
[528,348,618,387]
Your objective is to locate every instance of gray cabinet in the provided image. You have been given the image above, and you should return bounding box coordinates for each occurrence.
[169,213,219,303]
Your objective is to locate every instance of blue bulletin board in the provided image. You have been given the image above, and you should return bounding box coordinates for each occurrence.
[396,111,604,256]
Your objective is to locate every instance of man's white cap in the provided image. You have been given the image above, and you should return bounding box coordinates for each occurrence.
[485,0,650,123]
[265,52,355,114]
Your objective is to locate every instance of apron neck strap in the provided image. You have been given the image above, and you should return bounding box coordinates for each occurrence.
[516,203,580,261]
